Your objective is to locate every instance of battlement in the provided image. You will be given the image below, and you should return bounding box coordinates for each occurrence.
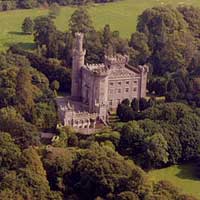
[84,63,109,76]
[72,111,98,120]
[105,54,129,67]
[63,109,98,121]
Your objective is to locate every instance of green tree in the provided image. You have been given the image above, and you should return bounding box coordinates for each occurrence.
[129,31,151,65]
[49,3,60,19]
[68,144,145,199]
[19,0,37,9]
[145,133,169,168]
[137,6,197,75]
[69,8,94,34]
[131,98,139,112]
[16,67,34,117]
[22,17,34,34]
[34,16,56,47]
[121,98,130,106]
[0,132,21,170]
[50,80,60,91]
[139,97,148,111]
[0,107,40,149]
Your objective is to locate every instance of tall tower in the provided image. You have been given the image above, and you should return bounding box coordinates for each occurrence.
[71,33,86,100]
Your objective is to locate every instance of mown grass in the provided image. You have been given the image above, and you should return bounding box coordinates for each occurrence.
[0,0,199,51]
[148,164,200,199]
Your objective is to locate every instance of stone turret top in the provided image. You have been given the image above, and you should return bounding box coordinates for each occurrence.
[74,32,84,52]
[138,64,149,73]
[105,54,129,67]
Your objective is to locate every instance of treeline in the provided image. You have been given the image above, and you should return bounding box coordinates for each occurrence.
[137,6,200,106]
[116,101,200,169]
[0,127,198,200]
[10,45,71,92]
[0,51,58,142]
[0,0,117,11]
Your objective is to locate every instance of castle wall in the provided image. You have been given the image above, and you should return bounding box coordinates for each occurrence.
[107,77,140,109]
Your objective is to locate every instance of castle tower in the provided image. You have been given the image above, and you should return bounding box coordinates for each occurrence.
[71,33,86,100]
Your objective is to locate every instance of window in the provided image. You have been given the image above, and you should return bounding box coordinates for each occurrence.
[118,89,121,93]
[109,89,113,94]
[118,82,121,85]
[126,88,129,92]
[110,82,114,86]
[134,80,137,84]
[126,81,129,85]
[133,87,137,92]
[109,100,112,106]
[117,99,121,104]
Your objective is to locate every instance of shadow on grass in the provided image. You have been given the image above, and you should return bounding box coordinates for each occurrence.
[8,31,28,36]
[176,164,200,181]
[4,42,36,51]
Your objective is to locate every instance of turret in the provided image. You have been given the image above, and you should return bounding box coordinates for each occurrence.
[138,65,149,98]
[71,32,86,100]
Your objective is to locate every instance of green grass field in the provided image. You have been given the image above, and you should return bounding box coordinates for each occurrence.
[149,164,200,199]
[0,0,200,51]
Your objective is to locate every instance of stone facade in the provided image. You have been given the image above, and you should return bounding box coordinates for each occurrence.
[57,32,149,129]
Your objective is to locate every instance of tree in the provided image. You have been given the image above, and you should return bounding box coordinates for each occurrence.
[137,6,197,75]
[0,107,40,149]
[131,98,139,112]
[19,0,38,9]
[84,30,104,63]
[139,98,148,111]
[178,6,200,38]
[117,191,139,200]
[121,98,130,106]
[102,24,112,47]
[117,103,135,122]
[129,31,151,65]
[49,3,60,19]
[34,16,56,47]
[69,8,94,35]
[145,133,169,168]
[16,67,34,117]
[0,132,21,170]
[67,144,145,199]
[51,80,60,91]
[22,17,34,34]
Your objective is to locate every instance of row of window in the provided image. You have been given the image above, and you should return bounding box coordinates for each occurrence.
[109,87,137,94]
[109,80,137,86]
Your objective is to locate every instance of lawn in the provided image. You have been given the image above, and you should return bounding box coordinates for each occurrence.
[0,0,200,51]
[148,164,200,199]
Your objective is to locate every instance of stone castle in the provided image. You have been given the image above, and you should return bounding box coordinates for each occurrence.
[57,33,149,130]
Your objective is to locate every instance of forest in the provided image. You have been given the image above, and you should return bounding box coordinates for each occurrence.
[0,0,117,11]
[0,3,200,200]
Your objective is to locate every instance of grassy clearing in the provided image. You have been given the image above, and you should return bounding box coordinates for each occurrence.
[148,164,200,199]
[0,0,200,51]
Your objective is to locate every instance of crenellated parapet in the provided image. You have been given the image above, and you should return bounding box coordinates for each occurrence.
[72,111,98,120]
[105,54,129,67]
[84,63,109,76]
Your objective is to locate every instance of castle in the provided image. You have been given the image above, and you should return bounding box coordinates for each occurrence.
[57,33,149,130]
